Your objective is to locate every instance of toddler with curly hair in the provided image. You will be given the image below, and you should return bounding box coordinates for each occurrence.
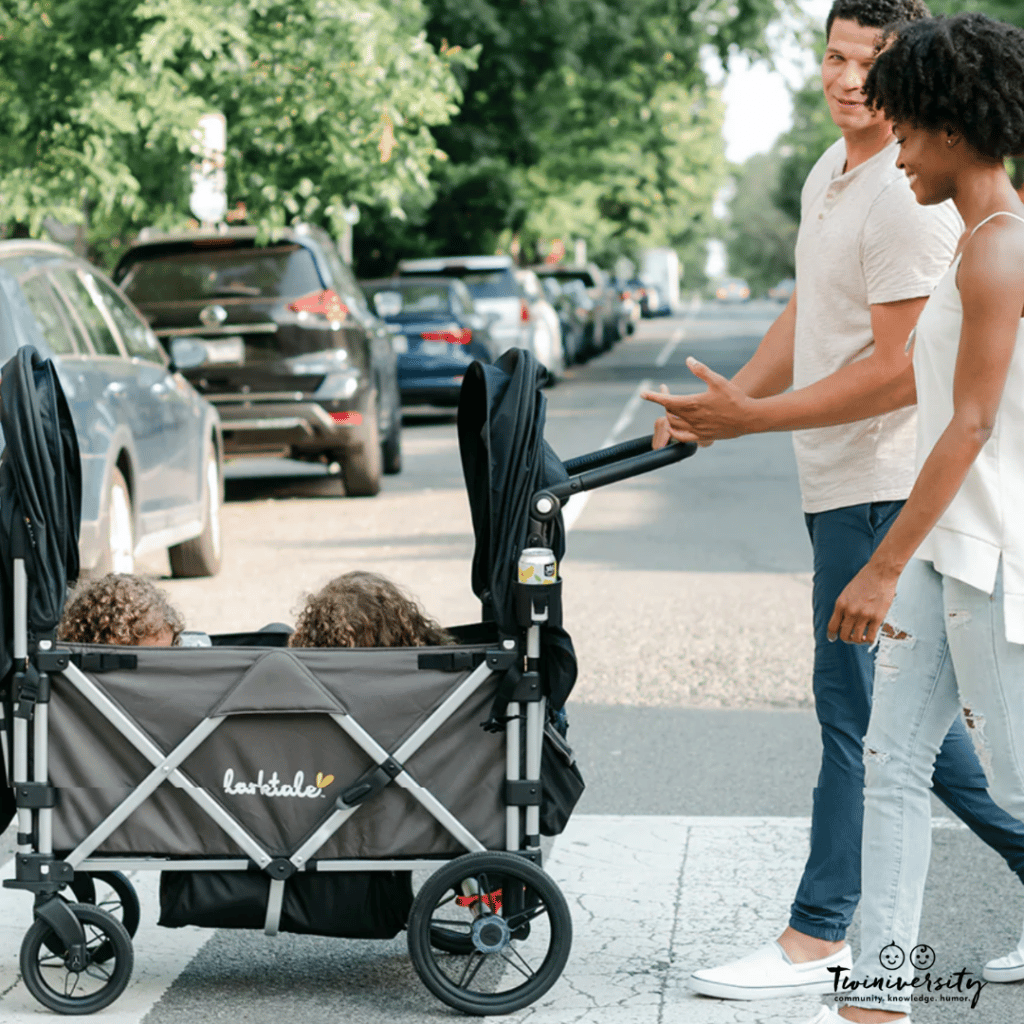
[58,573,185,647]
[288,571,452,648]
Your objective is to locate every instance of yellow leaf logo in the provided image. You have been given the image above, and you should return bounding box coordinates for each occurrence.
[315,772,335,789]
[518,565,535,582]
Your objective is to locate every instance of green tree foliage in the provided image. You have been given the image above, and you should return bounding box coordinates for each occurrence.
[724,152,797,296]
[355,0,788,275]
[0,0,471,251]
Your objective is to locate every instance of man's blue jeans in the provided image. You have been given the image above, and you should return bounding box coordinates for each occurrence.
[790,501,1024,942]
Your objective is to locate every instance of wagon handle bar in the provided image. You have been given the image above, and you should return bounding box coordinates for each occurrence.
[540,435,697,507]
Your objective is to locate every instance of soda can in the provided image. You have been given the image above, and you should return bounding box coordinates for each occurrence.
[518,547,558,585]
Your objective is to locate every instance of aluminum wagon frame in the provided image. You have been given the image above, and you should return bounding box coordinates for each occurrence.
[2,374,695,1017]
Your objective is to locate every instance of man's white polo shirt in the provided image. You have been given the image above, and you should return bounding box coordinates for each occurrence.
[792,136,962,515]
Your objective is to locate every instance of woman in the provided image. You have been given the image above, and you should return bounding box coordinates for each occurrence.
[808,13,1024,1024]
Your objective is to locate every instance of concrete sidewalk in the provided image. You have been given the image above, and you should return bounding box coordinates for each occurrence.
[521,815,1020,1024]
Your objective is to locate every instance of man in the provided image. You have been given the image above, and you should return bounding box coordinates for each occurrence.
[645,0,1024,1003]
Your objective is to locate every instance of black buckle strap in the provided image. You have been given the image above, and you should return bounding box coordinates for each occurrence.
[505,780,542,806]
[482,639,531,732]
[14,666,42,720]
[72,652,138,672]
[14,782,57,809]
[417,650,485,673]
[338,756,404,808]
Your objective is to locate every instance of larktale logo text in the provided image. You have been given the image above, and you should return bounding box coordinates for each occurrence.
[222,769,335,799]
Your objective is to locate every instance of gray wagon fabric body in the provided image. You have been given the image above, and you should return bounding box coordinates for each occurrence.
[50,643,506,863]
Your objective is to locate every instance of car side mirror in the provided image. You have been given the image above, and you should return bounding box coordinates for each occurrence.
[170,338,208,371]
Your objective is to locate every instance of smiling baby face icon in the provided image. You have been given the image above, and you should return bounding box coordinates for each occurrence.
[879,943,905,970]
[910,944,935,970]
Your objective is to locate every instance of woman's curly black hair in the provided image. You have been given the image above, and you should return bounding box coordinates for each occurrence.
[864,13,1024,161]
[826,0,930,41]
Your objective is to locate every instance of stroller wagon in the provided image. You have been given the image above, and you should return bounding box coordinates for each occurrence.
[0,346,694,1015]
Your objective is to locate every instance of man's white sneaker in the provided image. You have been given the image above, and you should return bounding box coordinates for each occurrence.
[983,945,1024,983]
[688,941,852,1000]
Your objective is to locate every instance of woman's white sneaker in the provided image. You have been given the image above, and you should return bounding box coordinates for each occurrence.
[688,941,852,1000]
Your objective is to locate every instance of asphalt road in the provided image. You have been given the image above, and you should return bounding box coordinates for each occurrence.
[2,301,1022,1023]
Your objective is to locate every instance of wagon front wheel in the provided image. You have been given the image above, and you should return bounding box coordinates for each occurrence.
[21,902,134,1014]
[408,851,571,1015]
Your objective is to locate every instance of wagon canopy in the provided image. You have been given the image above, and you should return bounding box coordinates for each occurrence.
[0,281,82,828]
[457,348,576,710]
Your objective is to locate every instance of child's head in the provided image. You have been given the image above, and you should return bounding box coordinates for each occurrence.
[58,574,185,647]
[289,571,453,648]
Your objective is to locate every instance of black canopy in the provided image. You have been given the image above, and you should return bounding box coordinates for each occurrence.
[0,291,82,829]
[458,349,576,711]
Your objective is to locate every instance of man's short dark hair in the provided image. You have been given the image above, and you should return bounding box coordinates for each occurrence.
[826,0,930,41]
[864,13,1024,162]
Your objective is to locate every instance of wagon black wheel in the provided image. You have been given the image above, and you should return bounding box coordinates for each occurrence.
[21,903,134,1014]
[69,871,140,962]
[408,851,571,1015]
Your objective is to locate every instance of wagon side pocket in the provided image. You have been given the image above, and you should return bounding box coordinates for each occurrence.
[539,722,585,836]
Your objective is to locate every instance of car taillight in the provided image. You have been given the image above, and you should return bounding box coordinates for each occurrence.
[421,328,472,345]
[288,289,349,323]
[520,299,531,322]
[329,410,363,425]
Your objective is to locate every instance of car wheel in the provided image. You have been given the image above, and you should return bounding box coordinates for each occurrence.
[97,467,134,575]
[382,388,402,476]
[341,391,382,497]
[168,441,223,578]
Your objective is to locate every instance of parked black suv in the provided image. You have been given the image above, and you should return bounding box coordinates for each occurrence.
[114,225,401,496]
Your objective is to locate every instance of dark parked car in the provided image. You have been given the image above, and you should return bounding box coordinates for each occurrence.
[625,278,660,318]
[361,276,499,407]
[539,275,588,365]
[114,225,401,496]
[532,264,620,358]
[0,240,223,577]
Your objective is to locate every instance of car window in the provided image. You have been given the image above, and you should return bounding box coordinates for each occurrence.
[459,270,518,299]
[518,273,541,300]
[91,275,166,364]
[321,241,367,311]
[549,271,595,288]
[541,278,562,301]
[375,284,452,314]
[18,274,79,356]
[51,268,122,356]
[453,280,476,314]
[118,244,322,303]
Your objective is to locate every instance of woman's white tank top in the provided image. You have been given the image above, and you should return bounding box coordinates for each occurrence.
[912,210,1024,642]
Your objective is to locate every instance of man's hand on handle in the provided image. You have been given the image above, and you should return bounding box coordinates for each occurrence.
[645,358,752,447]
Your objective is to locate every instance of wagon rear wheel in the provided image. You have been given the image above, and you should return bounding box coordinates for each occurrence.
[408,851,571,1015]
[69,871,140,962]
